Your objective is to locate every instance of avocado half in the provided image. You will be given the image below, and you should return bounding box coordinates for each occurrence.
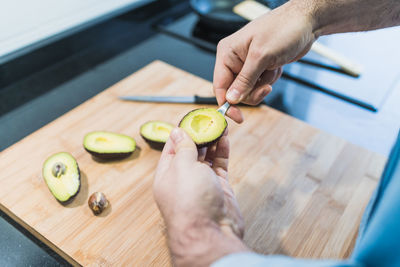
[83,131,136,159]
[42,152,81,203]
[140,121,174,150]
[179,108,227,148]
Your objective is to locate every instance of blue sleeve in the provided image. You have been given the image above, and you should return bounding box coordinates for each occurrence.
[211,253,362,267]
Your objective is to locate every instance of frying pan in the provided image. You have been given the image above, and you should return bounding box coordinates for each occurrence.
[190,0,246,32]
[190,0,286,32]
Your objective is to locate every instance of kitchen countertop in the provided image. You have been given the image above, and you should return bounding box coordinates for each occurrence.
[0,0,399,265]
[0,0,152,64]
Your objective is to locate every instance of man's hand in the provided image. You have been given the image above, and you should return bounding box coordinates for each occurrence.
[153,128,248,267]
[214,0,400,124]
[213,1,316,123]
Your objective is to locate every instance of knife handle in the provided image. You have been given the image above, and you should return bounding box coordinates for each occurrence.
[194,95,219,105]
[194,95,264,107]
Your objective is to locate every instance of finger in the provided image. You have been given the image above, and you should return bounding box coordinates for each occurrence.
[214,44,239,106]
[226,50,264,104]
[212,135,230,177]
[261,69,280,85]
[214,40,246,123]
[198,147,207,162]
[241,68,280,105]
[204,143,217,165]
[170,128,198,163]
[155,137,175,180]
[225,105,244,124]
[271,67,283,85]
[205,129,229,171]
[241,85,271,106]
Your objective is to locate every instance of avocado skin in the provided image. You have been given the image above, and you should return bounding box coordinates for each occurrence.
[178,108,227,148]
[58,166,81,205]
[193,137,223,148]
[140,133,166,151]
[84,148,133,159]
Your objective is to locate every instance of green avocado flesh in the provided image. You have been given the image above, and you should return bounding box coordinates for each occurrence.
[179,108,227,147]
[42,152,80,203]
[140,121,174,150]
[83,131,136,159]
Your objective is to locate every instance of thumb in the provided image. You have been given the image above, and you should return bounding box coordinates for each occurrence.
[170,128,198,163]
[226,54,263,104]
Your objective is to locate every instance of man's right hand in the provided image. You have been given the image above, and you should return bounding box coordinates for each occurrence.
[214,0,400,124]
[213,1,317,123]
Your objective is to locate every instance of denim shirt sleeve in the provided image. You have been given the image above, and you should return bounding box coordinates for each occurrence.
[211,253,362,267]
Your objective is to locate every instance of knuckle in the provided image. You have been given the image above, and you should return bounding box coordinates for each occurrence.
[236,72,254,88]
[217,38,228,51]
[248,48,263,61]
[221,50,232,63]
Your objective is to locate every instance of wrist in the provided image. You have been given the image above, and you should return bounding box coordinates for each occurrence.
[166,218,248,267]
[283,0,320,37]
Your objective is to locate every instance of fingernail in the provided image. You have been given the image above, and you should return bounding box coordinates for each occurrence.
[170,128,184,144]
[226,89,241,102]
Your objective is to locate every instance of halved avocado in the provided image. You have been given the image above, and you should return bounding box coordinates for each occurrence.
[179,108,227,148]
[83,131,136,159]
[140,121,174,150]
[42,152,80,203]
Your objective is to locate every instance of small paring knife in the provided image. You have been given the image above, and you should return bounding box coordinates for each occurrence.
[119,95,219,104]
[217,102,231,116]
[119,95,264,107]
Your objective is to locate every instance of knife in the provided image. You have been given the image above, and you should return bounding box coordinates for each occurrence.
[119,95,218,104]
[119,95,264,106]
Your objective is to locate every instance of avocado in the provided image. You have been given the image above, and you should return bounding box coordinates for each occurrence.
[42,152,81,203]
[179,108,227,148]
[83,131,136,159]
[140,121,174,150]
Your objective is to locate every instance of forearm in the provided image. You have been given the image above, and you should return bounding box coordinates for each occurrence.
[297,0,400,36]
[166,218,248,267]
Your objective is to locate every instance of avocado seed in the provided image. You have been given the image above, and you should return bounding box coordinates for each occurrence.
[88,192,109,215]
[52,162,66,178]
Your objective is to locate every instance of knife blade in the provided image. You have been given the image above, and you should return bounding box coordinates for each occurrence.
[119,95,217,104]
[119,95,264,106]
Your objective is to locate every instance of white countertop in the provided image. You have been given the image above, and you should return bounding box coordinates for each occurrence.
[0,0,150,63]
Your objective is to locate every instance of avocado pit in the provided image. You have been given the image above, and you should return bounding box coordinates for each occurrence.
[42,152,81,203]
[52,162,66,178]
[88,192,109,215]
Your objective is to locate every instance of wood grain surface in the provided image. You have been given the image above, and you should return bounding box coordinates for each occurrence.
[0,61,387,266]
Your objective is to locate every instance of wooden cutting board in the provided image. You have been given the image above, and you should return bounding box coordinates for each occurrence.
[0,61,386,266]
